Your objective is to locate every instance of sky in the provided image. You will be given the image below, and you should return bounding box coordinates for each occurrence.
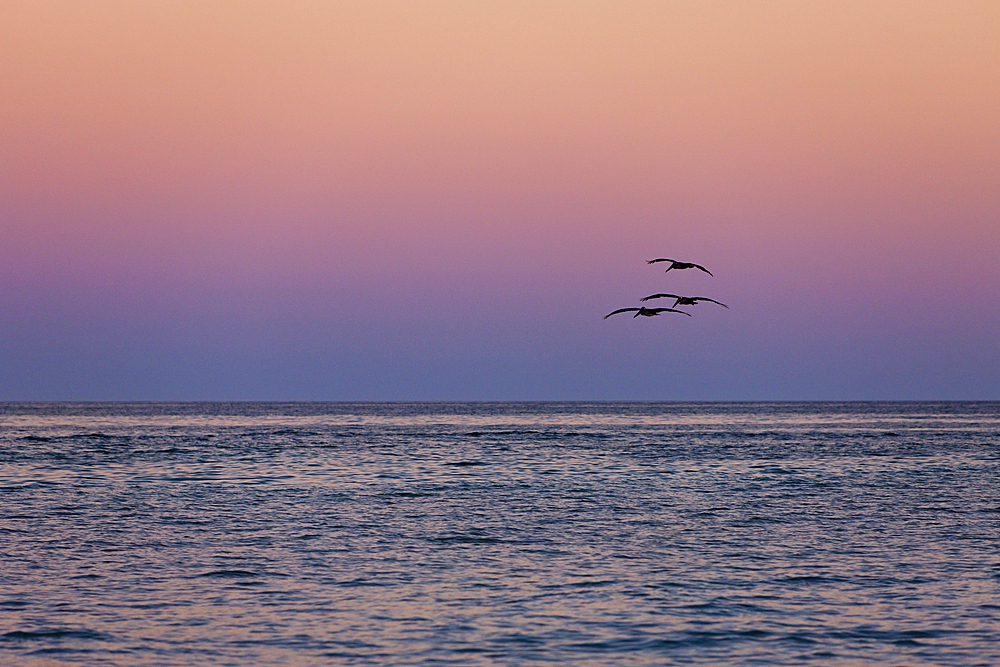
[2,0,999,400]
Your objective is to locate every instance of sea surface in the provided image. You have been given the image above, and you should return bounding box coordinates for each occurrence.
[1,402,999,666]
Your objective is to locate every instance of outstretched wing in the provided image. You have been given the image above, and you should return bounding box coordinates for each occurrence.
[604,307,640,319]
[640,293,681,302]
[691,263,713,277]
[646,258,674,264]
[649,308,692,317]
[692,297,728,308]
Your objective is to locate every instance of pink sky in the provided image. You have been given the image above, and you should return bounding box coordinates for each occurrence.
[2,1,998,399]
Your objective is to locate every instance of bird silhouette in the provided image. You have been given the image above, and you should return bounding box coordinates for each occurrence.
[640,293,729,308]
[646,258,713,276]
[604,306,692,319]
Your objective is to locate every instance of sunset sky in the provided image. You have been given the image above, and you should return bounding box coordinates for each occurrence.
[2,1,998,400]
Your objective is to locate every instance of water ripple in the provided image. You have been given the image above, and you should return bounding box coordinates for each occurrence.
[1,401,998,665]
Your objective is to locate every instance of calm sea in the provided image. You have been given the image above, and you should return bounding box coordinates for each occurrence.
[2,402,999,666]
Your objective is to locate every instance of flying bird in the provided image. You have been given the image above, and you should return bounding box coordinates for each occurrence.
[646,258,713,276]
[640,293,729,308]
[604,306,692,319]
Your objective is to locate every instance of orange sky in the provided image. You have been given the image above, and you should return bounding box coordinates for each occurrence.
[5,2,997,205]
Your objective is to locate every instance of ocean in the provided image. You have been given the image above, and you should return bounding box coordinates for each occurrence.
[2,402,998,665]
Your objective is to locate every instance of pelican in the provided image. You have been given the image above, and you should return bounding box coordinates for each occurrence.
[640,293,729,308]
[646,258,713,276]
[603,306,692,319]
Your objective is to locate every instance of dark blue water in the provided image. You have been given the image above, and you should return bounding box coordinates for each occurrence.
[2,402,999,665]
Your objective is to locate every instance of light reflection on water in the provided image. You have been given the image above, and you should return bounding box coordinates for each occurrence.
[1,402,999,666]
